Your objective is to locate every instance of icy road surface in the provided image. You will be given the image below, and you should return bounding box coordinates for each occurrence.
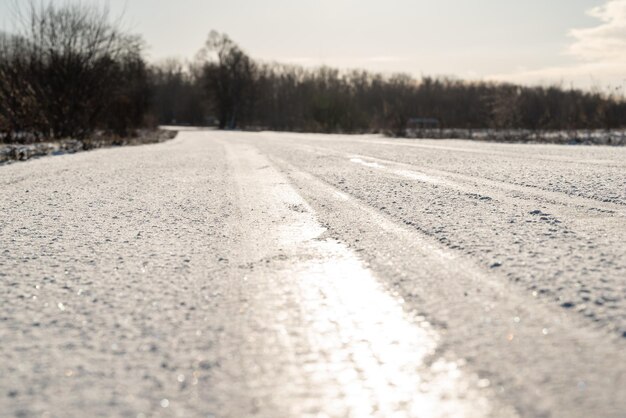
[1,130,625,417]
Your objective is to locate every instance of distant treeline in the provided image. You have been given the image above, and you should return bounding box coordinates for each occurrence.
[1,2,625,143]
[155,34,626,135]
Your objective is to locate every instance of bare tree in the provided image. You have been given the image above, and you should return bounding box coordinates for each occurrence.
[0,32,45,141]
[200,31,256,129]
[0,0,149,141]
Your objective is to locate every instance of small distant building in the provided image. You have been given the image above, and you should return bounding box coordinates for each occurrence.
[205,116,219,127]
[407,117,440,130]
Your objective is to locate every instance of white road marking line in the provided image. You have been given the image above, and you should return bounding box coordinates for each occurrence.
[349,157,385,169]
[351,156,450,187]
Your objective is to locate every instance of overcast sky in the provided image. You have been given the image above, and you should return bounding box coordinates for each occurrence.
[2,0,625,90]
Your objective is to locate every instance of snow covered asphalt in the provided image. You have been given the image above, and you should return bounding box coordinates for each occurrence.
[1,129,625,417]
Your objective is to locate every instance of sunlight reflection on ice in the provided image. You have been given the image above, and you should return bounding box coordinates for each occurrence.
[277,209,492,417]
